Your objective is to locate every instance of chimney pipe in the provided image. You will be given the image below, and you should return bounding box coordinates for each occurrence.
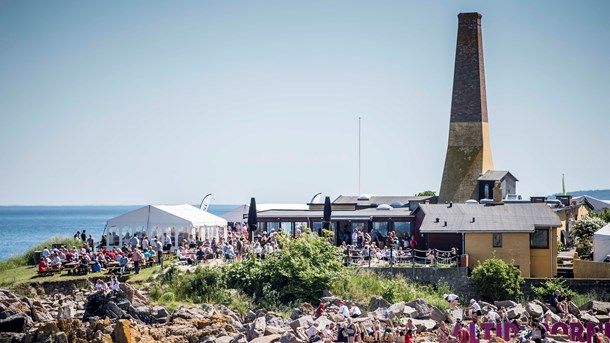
[435,218,440,223]
[471,217,476,223]
[443,221,447,227]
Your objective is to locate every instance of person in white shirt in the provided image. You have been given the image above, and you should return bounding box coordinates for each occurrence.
[487,308,500,322]
[470,299,482,319]
[307,322,319,339]
[349,302,362,318]
[339,301,350,318]
[94,279,109,292]
[443,293,459,310]
[163,233,172,251]
[42,247,50,258]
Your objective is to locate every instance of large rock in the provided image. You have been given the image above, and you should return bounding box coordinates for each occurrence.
[369,296,391,311]
[246,316,266,341]
[507,304,525,320]
[289,315,313,332]
[216,336,234,343]
[526,302,543,318]
[430,306,448,323]
[580,313,600,324]
[544,310,561,323]
[494,300,516,309]
[0,313,33,333]
[279,332,301,343]
[567,301,580,317]
[579,301,610,315]
[403,306,418,318]
[57,303,75,319]
[406,299,431,319]
[112,319,139,343]
[596,314,610,323]
[250,334,281,343]
[411,318,437,332]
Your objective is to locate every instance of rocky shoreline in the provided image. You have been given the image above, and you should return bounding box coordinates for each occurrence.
[1,280,609,343]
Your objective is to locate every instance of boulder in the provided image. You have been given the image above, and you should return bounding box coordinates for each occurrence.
[448,308,462,324]
[231,333,248,343]
[250,334,281,343]
[580,313,600,324]
[369,296,391,311]
[567,301,580,317]
[430,306,448,323]
[526,302,543,318]
[0,313,32,333]
[507,304,525,320]
[595,314,610,323]
[403,306,418,318]
[266,316,284,328]
[112,319,138,343]
[289,315,313,331]
[246,316,266,341]
[265,326,286,335]
[280,331,301,343]
[411,318,437,332]
[406,299,430,318]
[57,304,75,319]
[216,336,235,343]
[494,300,516,309]
[533,299,551,314]
[579,301,610,315]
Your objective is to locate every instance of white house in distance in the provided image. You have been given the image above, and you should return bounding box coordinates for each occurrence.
[104,204,228,248]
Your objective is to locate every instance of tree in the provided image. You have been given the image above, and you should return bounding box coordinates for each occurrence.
[591,208,610,224]
[571,215,606,258]
[471,257,524,301]
[417,190,436,196]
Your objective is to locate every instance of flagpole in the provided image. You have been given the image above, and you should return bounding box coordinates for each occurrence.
[358,116,361,195]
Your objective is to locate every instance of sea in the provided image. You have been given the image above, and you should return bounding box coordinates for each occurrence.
[0,205,239,261]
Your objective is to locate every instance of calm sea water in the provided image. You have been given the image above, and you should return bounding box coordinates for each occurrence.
[0,205,238,261]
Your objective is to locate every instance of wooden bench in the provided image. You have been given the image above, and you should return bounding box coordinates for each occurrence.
[38,266,62,277]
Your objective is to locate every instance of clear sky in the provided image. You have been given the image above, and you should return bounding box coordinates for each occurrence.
[1,1,609,206]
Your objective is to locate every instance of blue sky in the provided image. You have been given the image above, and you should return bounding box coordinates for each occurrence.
[0,1,609,205]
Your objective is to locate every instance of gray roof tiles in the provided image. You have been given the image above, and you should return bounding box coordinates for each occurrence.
[477,170,519,182]
[418,203,560,233]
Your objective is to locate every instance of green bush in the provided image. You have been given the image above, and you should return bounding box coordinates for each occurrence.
[531,278,576,303]
[160,291,176,303]
[571,215,606,258]
[176,265,229,303]
[227,231,343,305]
[471,257,524,301]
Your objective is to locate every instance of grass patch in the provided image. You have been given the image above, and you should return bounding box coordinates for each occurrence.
[330,268,451,309]
[0,237,83,272]
[0,262,161,289]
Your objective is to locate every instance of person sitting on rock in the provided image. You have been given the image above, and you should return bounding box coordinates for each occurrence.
[94,279,109,292]
[383,320,396,342]
[372,320,382,342]
[470,298,482,319]
[110,275,120,293]
[339,300,350,318]
[349,302,361,318]
[314,303,325,319]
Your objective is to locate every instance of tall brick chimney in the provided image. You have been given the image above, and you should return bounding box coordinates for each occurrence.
[439,12,494,203]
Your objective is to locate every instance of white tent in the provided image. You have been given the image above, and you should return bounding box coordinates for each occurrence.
[593,223,610,262]
[220,204,248,223]
[105,204,228,248]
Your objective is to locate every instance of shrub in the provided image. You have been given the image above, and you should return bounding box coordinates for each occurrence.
[471,257,524,301]
[571,215,606,258]
[176,265,229,303]
[531,278,576,303]
[160,291,176,303]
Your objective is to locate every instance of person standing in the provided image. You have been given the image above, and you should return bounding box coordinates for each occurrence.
[154,237,164,267]
[457,321,470,343]
[74,231,81,240]
[132,248,140,274]
[81,230,87,242]
[163,232,172,252]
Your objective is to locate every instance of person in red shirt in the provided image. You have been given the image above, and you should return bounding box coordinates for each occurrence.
[404,329,413,343]
[458,321,470,343]
[38,259,47,273]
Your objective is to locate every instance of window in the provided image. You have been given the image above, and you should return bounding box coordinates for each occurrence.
[530,229,549,248]
[393,222,412,239]
[280,222,293,236]
[493,233,502,247]
[371,222,389,241]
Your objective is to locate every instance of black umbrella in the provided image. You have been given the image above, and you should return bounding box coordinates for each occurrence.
[322,196,332,234]
[248,197,257,241]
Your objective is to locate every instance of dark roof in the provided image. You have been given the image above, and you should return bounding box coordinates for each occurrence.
[477,170,519,182]
[256,207,413,220]
[573,196,610,214]
[417,203,560,233]
[333,195,432,206]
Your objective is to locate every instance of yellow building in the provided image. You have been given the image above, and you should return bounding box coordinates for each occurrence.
[416,203,561,278]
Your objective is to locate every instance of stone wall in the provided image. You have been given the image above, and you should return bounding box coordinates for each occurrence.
[523,278,610,301]
[369,267,476,298]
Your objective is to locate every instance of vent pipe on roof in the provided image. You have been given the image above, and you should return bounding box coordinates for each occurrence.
[435,218,440,223]
[471,217,476,223]
[443,221,447,227]
[448,201,453,208]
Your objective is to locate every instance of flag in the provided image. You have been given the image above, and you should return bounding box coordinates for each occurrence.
[562,174,566,196]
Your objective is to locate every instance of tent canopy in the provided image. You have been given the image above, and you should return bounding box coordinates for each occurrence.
[593,223,610,262]
[106,204,227,229]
